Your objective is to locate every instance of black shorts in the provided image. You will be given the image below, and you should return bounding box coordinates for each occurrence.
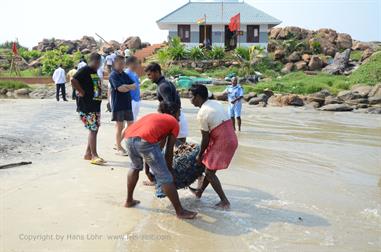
[111,110,134,122]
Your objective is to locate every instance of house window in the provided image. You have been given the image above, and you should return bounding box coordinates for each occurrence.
[247,25,260,43]
[178,25,191,42]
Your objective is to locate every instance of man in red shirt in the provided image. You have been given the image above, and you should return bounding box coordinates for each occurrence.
[123,101,197,219]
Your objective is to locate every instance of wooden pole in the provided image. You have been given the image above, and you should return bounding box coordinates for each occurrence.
[221,0,224,46]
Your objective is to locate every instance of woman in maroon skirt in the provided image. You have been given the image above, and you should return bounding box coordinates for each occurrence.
[189,84,238,209]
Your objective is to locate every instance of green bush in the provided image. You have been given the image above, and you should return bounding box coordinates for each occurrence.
[41,46,82,75]
[156,48,171,65]
[0,80,29,89]
[208,46,225,60]
[235,47,250,61]
[19,48,42,62]
[311,41,321,54]
[188,47,204,60]
[165,65,201,77]
[349,51,381,84]
[167,37,187,60]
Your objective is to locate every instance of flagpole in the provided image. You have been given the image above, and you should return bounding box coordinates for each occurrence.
[221,0,224,46]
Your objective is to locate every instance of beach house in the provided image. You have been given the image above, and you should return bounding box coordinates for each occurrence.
[157,0,281,50]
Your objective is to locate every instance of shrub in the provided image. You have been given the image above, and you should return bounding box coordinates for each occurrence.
[19,49,43,62]
[311,41,321,54]
[156,48,171,65]
[188,47,204,60]
[167,36,187,60]
[0,80,29,89]
[208,46,225,60]
[41,46,82,75]
[235,47,250,61]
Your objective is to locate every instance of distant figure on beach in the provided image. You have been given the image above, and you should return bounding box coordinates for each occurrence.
[124,47,131,58]
[71,53,105,165]
[67,67,78,100]
[109,55,136,156]
[224,77,244,131]
[52,64,67,102]
[105,53,113,73]
[189,84,238,209]
[77,58,87,70]
[125,56,141,121]
[145,62,189,143]
[124,101,197,219]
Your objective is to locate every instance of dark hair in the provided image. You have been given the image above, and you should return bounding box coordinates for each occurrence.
[114,55,125,62]
[145,62,161,74]
[189,84,208,100]
[89,53,101,62]
[126,56,138,65]
[158,101,180,116]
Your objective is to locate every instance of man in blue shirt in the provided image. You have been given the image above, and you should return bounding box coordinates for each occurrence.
[125,56,141,121]
[109,55,136,155]
[224,77,244,131]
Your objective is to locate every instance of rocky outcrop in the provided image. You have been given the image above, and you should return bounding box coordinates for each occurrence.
[281,63,294,74]
[122,36,142,50]
[33,36,99,53]
[322,49,351,74]
[308,55,323,71]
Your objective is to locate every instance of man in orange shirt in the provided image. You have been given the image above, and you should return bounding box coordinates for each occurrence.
[123,101,197,219]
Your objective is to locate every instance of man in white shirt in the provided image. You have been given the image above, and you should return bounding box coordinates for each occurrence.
[52,64,67,101]
[77,58,87,70]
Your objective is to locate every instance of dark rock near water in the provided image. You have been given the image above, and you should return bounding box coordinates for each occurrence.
[319,104,353,112]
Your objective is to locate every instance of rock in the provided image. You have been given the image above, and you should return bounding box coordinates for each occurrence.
[243,92,257,102]
[274,49,285,60]
[109,40,121,50]
[269,27,282,39]
[281,94,304,106]
[0,88,7,95]
[276,26,308,40]
[263,89,274,98]
[28,57,42,68]
[368,96,381,105]
[337,90,362,101]
[350,85,372,97]
[281,63,294,74]
[302,54,311,63]
[352,41,371,51]
[295,61,307,71]
[361,48,374,62]
[81,48,91,54]
[307,89,331,106]
[308,55,323,71]
[319,104,353,112]
[345,98,368,106]
[305,101,320,109]
[368,84,381,97]
[336,33,353,50]
[122,36,142,50]
[309,29,338,56]
[367,107,381,114]
[249,96,264,105]
[267,95,282,107]
[14,88,30,96]
[324,95,342,105]
[322,49,351,74]
[288,52,301,62]
[141,42,151,48]
[78,36,98,51]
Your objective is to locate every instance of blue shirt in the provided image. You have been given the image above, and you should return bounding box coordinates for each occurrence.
[225,85,244,102]
[125,69,140,102]
[109,70,133,112]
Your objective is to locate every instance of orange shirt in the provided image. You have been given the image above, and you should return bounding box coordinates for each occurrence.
[125,113,179,143]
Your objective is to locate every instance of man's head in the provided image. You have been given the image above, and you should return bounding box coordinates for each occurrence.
[231,77,238,86]
[126,56,139,72]
[189,84,208,108]
[88,53,101,70]
[58,64,63,68]
[113,55,126,72]
[145,62,162,83]
[158,101,180,121]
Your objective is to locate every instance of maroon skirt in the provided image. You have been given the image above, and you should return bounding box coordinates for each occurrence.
[202,120,238,170]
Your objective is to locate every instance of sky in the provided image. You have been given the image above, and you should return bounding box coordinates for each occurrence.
[1,0,380,48]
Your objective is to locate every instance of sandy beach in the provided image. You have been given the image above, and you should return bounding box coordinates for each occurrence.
[1,98,380,252]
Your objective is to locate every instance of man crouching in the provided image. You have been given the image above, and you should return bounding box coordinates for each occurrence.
[123,101,197,219]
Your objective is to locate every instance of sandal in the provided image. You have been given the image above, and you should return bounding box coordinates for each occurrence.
[90,158,106,165]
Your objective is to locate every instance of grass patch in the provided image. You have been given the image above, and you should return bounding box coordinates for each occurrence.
[0,80,29,89]
[349,51,381,84]
[350,50,362,61]
[0,68,43,77]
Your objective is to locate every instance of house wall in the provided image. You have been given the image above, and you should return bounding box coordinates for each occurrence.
[167,23,269,48]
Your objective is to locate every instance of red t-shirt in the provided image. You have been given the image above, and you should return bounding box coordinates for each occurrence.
[124,113,179,143]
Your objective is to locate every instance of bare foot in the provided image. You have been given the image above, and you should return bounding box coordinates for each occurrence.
[124,200,140,208]
[189,187,202,198]
[84,154,92,160]
[215,200,230,209]
[143,180,155,186]
[176,209,197,219]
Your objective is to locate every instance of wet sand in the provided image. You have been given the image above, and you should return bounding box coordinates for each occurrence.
[1,99,380,252]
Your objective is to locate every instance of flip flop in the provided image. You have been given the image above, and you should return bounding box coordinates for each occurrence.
[90,158,106,165]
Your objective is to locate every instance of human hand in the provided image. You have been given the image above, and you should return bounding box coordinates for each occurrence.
[77,90,85,97]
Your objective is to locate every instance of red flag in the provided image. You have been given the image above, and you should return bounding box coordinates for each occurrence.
[12,42,18,55]
[228,13,240,32]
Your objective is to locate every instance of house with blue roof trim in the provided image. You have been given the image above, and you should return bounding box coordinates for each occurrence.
[157,1,281,50]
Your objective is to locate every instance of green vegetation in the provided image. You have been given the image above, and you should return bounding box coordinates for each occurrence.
[0,68,42,77]
[235,47,250,61]
[140,78,156,91]
[208,46,225,60]
[165,65,202,77]
[349,51,381,84]
[350,50,363,61]
[41,46,82,75]
[189,47,204,60]
[19,48,42,62]
[0,80,29,89]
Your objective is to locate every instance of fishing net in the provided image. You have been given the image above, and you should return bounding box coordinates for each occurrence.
[155,143,204,198]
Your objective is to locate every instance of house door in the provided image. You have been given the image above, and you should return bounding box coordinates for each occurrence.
[199,25,212,47]
[225,25,237,50]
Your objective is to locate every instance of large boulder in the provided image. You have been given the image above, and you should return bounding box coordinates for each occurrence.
[306,89,331,106]
[14,88,30,96]
[361,48,374,62]
[322,49,351,74]
[288,51,301,62]
[319,104,353,112]
[109,40,121,50]
[350,85,372,97]
[336,33,353,50]
[276,26,309,40]
[243,92,257,102]
[28,57,43,68]
[368,96,381,105]
[274,49,285,60]
[56,39,78,53]
[368,84,381,97]
[269,27,282,39]
[295,61,307,71]
[99,44,114,54]
[324,95,342,105]
[337,90,362,101]
[308,55,323,71]
[122,36,142,50]
[281,63,294,74]
[309,29,338,56]
[267,94,303,106]
[302,54,311,63]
